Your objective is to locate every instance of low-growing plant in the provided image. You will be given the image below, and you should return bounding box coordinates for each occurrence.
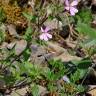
[0,0,95,96]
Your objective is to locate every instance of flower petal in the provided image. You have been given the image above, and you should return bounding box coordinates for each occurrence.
[43,34,48,41]
[46,33,52,39]
[39,34,45,40]
[45,27,50,33]
[71,0,78,6]
[65,0,69,6]
[41,27,45,33]
[70,7,78,15]
[65,6,70,10]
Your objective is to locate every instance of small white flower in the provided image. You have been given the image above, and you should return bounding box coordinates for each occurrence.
[62,75,70,83]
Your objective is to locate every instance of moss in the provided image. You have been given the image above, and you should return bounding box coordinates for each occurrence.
[0,1,27,27]
[63,83,76,94]
[3,5,26,26]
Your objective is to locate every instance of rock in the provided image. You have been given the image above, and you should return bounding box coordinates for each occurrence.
[7,24,19,37]
[0,80,6,89]
[7,42,16,49]
[30,44,39,54]
[44,18,62,30]
[15,40,27,55]
[47,42,81,62]
[92,0,96,5]
[29,44,47,66]
[31,84,47,96]
[30,44,47,60]
[9,85,47,96]
[44,53,54,60]
[9,87,28,96]
[29,44,53,67]
[88,88,96,96]
[55,52,81,62]
[0,42,8,49]
[38,85,47,96]
[47,42,65,56]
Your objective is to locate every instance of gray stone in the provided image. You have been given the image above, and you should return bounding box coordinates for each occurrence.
[7,42,16,49]
[15,40,27,55]
[44,18,62,30]
[29,44,53,67]
[7,24,19,37]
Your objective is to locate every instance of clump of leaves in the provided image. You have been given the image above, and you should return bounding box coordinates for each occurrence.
[0,45,89,96]
[76,8,92,24]
[23,25,33,41]
[74,7,96,57]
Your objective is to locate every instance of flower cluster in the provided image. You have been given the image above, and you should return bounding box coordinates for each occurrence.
[39,0,78,41]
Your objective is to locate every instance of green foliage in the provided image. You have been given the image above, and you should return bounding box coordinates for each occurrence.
[76,21,96,39]
[75,8,92,24]
[0,28,6,43]
[75,8,96,56]
[23,25,33,41]
[76,85,85,93]
[0,31,5,43]
[76,8,92,24]
[71,58,92,79]
[72,58,92,68]
[76,21,96,56]
[0,46,87,96]
[70,69,81,83]
[23,12,37,22]
[0,1,93,96]
[0,8,6,22]
[47,83,57,92]
[49,59,66,70]
[31,84,39,96]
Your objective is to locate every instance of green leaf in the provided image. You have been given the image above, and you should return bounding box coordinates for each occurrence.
[72,58,92,69]
[48,83,57,92]
[70,69,81,83]
[23,12,37,22]
[77,85,85,93]
[31,84,39,96]
[79,69,87,79]
[76,8,92,24]
[76,21,96,39]
[83,39,96,48]
[24,25,33,41]
[77,59,92,69]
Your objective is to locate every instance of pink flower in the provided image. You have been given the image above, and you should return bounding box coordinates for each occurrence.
[39,27,52,41]
[65,0,78,16]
